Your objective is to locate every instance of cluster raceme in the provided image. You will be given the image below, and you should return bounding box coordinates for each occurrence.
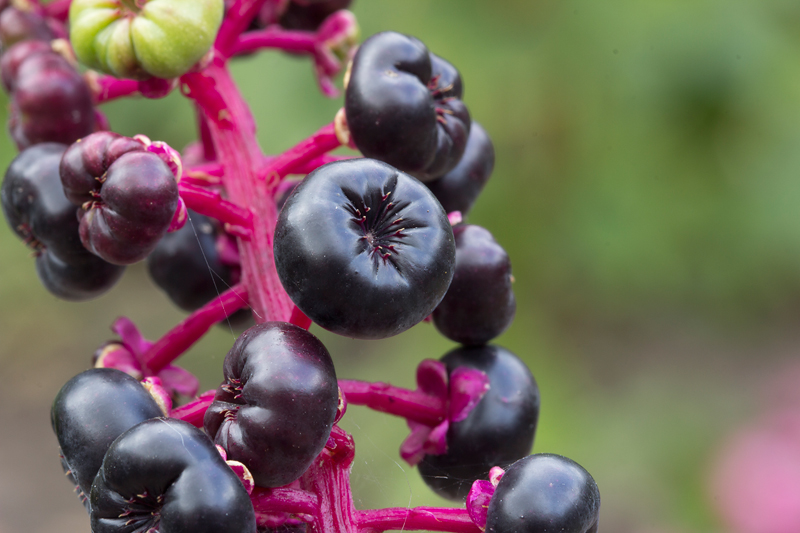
[1,1,601,532]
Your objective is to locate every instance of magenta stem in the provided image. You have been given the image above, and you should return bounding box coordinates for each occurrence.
[338,380,446,426]
[179,182,253,228]
[300,426,359,533]
[170,390,216,427]
[260,122,342,188]
[289,306,313,330]
[355,507,480,533]
[142,284,249,374]
[251,487,320,516]
[289,154,357,175]
[182,163,224,186]
[89,74,140,104]
[231,28,317,56]
[215,0,271,56]
[181,59,295,323]
[42,0,70,21]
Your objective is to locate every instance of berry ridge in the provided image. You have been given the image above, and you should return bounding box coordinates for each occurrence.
[0,2,602,533]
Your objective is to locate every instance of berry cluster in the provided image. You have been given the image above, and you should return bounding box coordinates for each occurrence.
[2,1,600,532]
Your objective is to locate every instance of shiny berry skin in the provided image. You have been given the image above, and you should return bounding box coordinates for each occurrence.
[8,50,95,149]
[432,224,515,345]
[279,0,353,30]
[90,418,256,533]
[418,345,539,501]
[0,6,54,49]
[51,368,163,505]
[274,158,456,339]
[1,143,124,300]
[425,121,495,216]
[60,132,179,265]
[0,39,51,92]
[345,31,471,182]
[486,454,601,533]
[204,322,339,487]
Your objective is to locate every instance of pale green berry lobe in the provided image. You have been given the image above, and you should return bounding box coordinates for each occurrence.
[69,0,224,80]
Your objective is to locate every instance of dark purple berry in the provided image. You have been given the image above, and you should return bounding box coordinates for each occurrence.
[0,39,51,92]
[147,209,253,328]
[8,50,95,148]
[432,224,515,345]
[0,6,54,49]
[418,345,539,500]
[345,31,471,182]
[279,0,353,30]
[425,122,495,216]
[90,418,256,533]
[51,368,163,506]
[274,158,456,339]
[486,454,600,533]
[204,322,339,487]
[60,132,179,265]
[1,143,124,300]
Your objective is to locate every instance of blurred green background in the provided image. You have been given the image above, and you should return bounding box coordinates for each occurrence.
[3,0,800,531]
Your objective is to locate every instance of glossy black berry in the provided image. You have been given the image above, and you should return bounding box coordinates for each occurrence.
[1,143,124,300]
[425,122,495,216]
[486,454,600,533]
[432,224,515,345]
[274,158,456,339]
[8,49,95,148]
[90,418,256,533]
[204,322,339,487]
[418,345,539,501]
[279,0,353,30]
[147,209,251,328]
[51,368,163,506]
[345,31,471,182]
[60,132,179,265]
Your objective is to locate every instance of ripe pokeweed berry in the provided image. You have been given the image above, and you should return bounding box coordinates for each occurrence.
[274,158,456,339]
[418,345,539,501]
[90,418,256,533]
[0,6,54,49]
[204,322,339,487]
[432,224,516,345]
[425,122,495,216]
[60,132,179,265]
[51,368,163,507]
[486,454,601,533]
[278,0,353,30]
[1,143,124,300]
[345,31,471,182]
[0,39,52,92]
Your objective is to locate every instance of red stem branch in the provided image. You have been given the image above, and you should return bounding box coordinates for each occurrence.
[260,122,342,188]
[231,28,317,56]
[179,182,253,228]
[338,380,446,426]
[142,283,249,374]
[42,0,71,21]
[215,0,271,56]
[355,507,480,533]
[86,73,140,104]
[170,390,216,427]
[251,487,320,516]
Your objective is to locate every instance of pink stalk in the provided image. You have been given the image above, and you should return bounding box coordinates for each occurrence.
[290,154,357,175]
[179,182,253,228]
[338,380,446,427]
[170,390,216,427]
[142,283,249,374]
[42,0,70,21]
[251,487,320,516]
[290,306,313,330]
[181,59,295,323]
[260,122,342,188]
[355,507,480,533]
[215,0,271,56]
[300,426,359,533]
[182,163,225,186]
[196,106,218,162]
[231,28,317,56]
[87,74,140,104]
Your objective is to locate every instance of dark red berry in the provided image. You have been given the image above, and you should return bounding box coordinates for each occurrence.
[60,132,179,265]
[278,0,353,30]
[432,224,515,345]
[419,345,539,500]
[274,158,456,339]
[0,39,51,92]
[204,322,339,487]
[345,32,471,182]
[0,6,54,49]
[486,454,600,533]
